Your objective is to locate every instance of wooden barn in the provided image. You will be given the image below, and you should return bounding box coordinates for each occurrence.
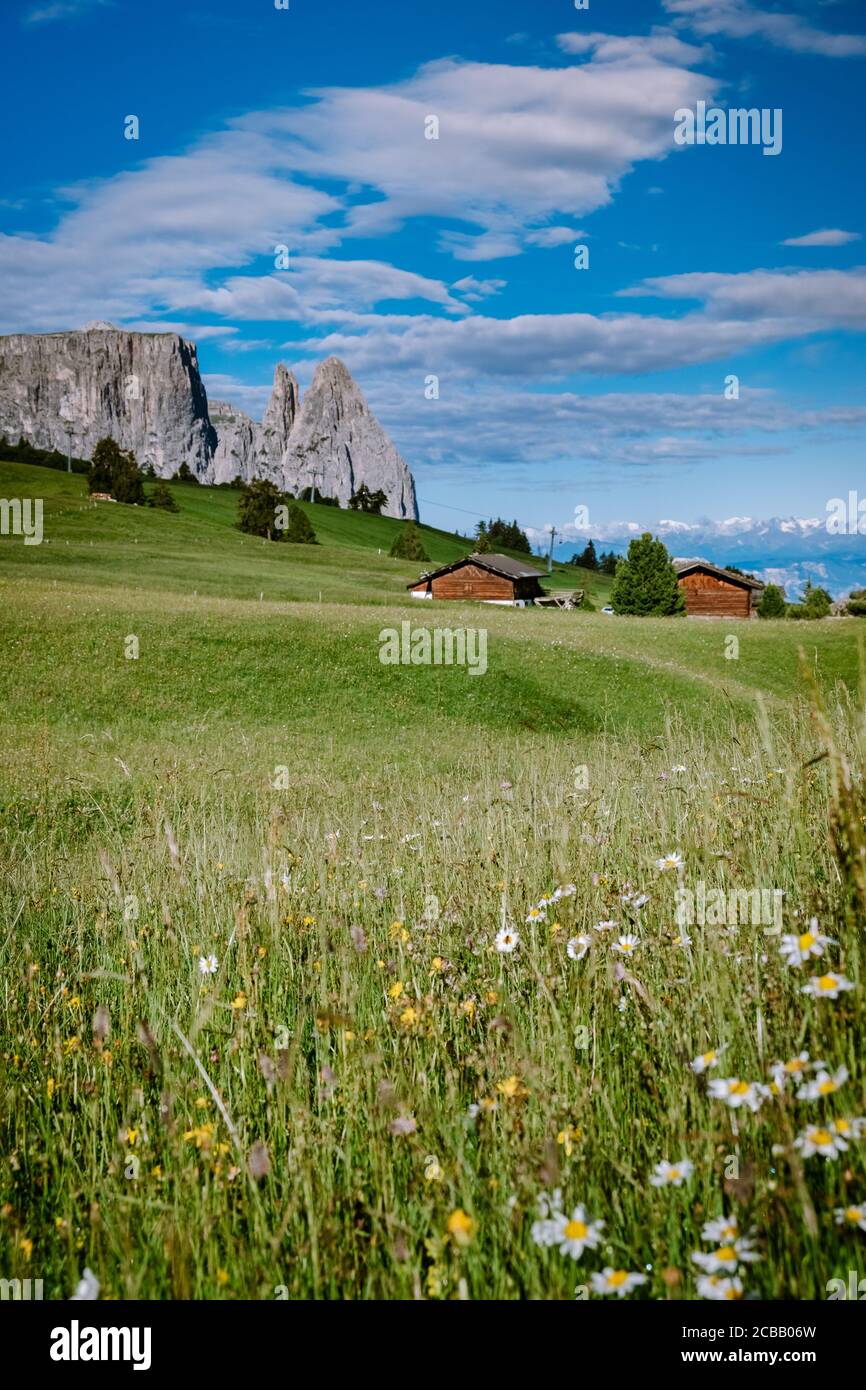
[408,553,547,606]
[673,558,764,619]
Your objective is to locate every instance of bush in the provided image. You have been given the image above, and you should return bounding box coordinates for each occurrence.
[284,502,318,545]
[237,479,292,541]
[147,480,179,512]
[389,521,429,562]
[757,583,786,619]
[170,461,199,484]
[610,533,685,616]
[846,589,866,617]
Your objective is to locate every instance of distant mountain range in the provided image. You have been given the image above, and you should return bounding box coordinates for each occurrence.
[556,517,866,600]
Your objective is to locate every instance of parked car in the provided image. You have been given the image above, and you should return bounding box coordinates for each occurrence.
[601,604,615,615]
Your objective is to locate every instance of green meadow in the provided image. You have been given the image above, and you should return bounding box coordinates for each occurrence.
[1,460,865,1300]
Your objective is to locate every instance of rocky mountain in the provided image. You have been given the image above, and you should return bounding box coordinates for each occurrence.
[0,323,215,473]
[0,325,418,518]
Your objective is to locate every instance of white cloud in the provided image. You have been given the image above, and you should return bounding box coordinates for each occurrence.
[663,0,866,58]
[781,229,862,248]
[620,267,866,328]
[23,0,111,24]
[556,28,713,66]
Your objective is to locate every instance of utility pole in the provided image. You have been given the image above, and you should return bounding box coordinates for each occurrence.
[547,526,557,573]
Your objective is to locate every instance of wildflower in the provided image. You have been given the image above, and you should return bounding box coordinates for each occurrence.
[231,992,247,1011]
[399,1005,419,1027]
[621,889,650,909]
[525,905,546,923]
[593,919,618,933]
[590,1268,647,1298]
[70,1268,100,1301]
[796,1066,849,1102]
[801,972,855,1000]
[389,1115,417,1137]
[554,1205,604,1260]
[19,1238,33,1261]
[566,935,591,961]
[611,933,640,955]
[557,1125,582,1157]
[672,932,692,947]
[701,1214,741,1244]
[530,1189,564,1247]
[552,884,576,901]
[495,927,520,954]
[198,954,218,975]
[708,1077,767,1113]
[671,764,687,774]
[692,1239,760,1274]
[655,852,684,873]
[497,1075,527,1100]
[650,1159,694,1188]
[794,1124,849,1159]
[446,1208,475,1247]
[779,922,835,967]
[834,1204,866,1232]
[690,1045,727,1075]
[697,1274,743,1301]
[388,981,404,999]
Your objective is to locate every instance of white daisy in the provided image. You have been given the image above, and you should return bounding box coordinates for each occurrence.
[552,883,576,901]
[655,851,684,873]
[796,1065,849,1102]
[701,1213,741,1244]
[554,1205,605,1260]
[621,889,650,909]
[779,922,836,967]
[530,1188,564,1248]
[495,927,520,954]
[794,1123,849,1159]
[525,905,546,924]
[590,1268,647,1298]
[691,1238,760,1274]
[611,933,640,955]
[834,1204,866,1232]
[697,1273,744,1301]
[707,1078,767,1113]
[566,935,591,961]
[650,1158,694,1188]
[801,972,855,1000]
[671,765,687,774]
[690,1045,727,1075]
[593,918,619,933]
[198,954,218,975]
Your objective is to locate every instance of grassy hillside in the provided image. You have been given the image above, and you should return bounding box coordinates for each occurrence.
[0,461,612,606]
[2,455,866,1303]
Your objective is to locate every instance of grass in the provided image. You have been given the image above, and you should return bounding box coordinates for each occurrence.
[2,458,866,1301]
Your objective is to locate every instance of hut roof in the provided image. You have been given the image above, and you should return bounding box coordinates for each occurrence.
[408,552,546,588]
[672,557,764,590]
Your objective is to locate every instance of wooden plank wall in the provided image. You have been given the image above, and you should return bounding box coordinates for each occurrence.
[431,564,515,600]
[678,571,751,617]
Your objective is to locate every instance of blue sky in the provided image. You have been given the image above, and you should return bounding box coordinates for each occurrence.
[1,0,865,547]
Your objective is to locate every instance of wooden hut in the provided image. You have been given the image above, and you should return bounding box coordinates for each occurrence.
[408,553,546,606]
[673,558,764,619]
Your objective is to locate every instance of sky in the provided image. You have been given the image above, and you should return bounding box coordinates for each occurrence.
[1,0,865,551]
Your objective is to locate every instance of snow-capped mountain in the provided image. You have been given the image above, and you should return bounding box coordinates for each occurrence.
[552,515,866,599]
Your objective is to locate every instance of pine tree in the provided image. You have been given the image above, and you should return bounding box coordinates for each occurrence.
[389,521,429,561]
[757,583,786,618]
[610,533,685,616]
[574,540,598,571]
[285,502,318,544]
[147,480,179,512]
